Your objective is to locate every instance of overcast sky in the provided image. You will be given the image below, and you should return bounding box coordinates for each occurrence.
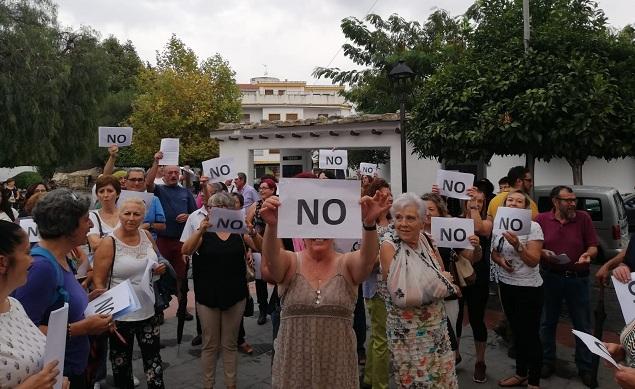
[55,0,633,85]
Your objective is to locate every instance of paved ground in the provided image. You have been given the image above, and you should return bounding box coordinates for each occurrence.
[100,275,623,389]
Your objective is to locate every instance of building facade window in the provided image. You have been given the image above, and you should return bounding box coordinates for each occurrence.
[241,113,250,123]
[265,89,274,95]
[278,90,285,95]
[268,113,281,120]
[286,113,298,121]
[317,113,329,119]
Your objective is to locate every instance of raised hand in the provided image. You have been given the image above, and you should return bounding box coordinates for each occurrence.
[360,190,391,226]
[260,196,280,226]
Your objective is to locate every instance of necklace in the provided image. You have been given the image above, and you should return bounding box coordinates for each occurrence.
[315,279,322,305]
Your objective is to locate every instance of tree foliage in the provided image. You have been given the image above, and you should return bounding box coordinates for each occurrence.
[124,35,241,167]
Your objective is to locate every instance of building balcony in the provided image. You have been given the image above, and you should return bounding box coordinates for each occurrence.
[241,93,350,108]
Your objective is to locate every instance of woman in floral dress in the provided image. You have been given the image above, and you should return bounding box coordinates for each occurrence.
[379,193,458,388]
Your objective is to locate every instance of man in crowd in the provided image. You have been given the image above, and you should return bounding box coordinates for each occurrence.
[146,151,198,321]
[487,166,538,220]
[234,172,259,209]
[537,185,598,387]
[498,176,511,193]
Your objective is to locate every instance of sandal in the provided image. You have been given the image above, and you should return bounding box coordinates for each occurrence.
[238,342,253,354]
[498,375,528,387]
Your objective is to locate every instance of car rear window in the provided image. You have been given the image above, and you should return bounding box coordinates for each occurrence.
[577,197,602,222]
[614,192,626,220]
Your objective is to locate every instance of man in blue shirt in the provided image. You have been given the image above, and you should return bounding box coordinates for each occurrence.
[234,172,260,209]
[146,151,197,320]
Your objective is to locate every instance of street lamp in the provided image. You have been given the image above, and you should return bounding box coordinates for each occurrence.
[389,60,415,193]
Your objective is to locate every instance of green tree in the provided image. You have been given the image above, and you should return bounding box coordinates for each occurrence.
[126,35,241,167]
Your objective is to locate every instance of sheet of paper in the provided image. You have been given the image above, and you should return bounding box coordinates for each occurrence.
[115,280,142,320]
[436,169,474,200]
[492,207,532,235]
[202,157,235,183]
[140,260,155,305]
[278,178,361,239]
[253,252,262,280]
[98,127,133,147]
[19,217,40,242]
[318,149,348,170]
[334,239,360,254]
[159,138,179,166]
[117,190,155,208]
[572,330,621,369]
[85,279,135,318]
[359,163,377,176]
[207,208,247,234]
[431,217,475,249]
[612,274,635,324]
[44,303,69,389]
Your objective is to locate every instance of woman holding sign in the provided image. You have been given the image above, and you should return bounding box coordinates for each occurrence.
[93,198,166,389]
[379,193,459,388]
[182,192,258,389]
[259,187,390,389]
[14,189,113,389]
[490,190,544,389]
[0,220,69,389]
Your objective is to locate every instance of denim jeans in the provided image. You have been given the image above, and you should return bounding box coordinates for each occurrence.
[540,271,592,372]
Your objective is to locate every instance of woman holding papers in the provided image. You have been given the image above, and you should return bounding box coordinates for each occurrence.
[490,190,544,389]
[87,175,121,251]
[14,189,113,389]
[259,188,390,389]
[92,198,166,389]
[379,193,459,388]
[181,192,258,389]
[0,220,69,389]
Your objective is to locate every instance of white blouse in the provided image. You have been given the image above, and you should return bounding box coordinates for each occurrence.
[0,297,46,388]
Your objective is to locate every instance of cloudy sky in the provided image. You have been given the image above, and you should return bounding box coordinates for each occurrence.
[55,0,633,85]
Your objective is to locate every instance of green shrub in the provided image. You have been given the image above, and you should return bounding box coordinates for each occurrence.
[13,171,43,189]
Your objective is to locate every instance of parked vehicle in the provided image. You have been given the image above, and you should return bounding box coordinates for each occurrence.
[623,193,635,233]
[534,185,630,262]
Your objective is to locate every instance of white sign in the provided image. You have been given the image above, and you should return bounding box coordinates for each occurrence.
[334,239,361,253]
[19,217,40,242]
[278,178,361,239]
[202,157,235,183]
[319,149,348,170]
[85,279,141,320]
[493,207,532,235]
[253,252,262,280]
[436,169,474,200]
[431,217,475,249]
[117,190,155,208]
[612,274,635,325]
[572,330,621,369]
[359,163,377,176]
[159,138,179,166]
[208,207,247,234]
[98,127,133,147]
[44,303,68,389]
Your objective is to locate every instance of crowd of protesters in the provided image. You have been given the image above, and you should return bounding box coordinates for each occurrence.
[2,155,635,389]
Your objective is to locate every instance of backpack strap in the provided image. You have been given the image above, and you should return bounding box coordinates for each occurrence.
[31,246,69,306]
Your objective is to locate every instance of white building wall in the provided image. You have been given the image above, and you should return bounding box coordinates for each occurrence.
[261,107,305,120]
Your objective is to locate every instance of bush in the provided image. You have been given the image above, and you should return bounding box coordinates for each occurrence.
[13,171,43,189]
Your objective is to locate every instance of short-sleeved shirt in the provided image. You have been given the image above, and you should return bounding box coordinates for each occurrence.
[145,196,166,240]
[238,184,260,209]
[491,221,544,287]
[487,191,539,220]
[536,210,598,272]
[14,256,90,375]
[153,184,197,239]
[180,207,207,243]
[0,297,46,388]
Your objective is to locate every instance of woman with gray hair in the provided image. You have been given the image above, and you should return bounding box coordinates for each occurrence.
[379,192,459,388]
[14,189,113,389]
[181,192,258,389]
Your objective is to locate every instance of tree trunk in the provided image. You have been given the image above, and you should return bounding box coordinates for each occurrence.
[567,158,584,185]
[525,153,535,198]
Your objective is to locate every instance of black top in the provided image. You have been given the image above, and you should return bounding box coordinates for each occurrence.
[192,232,248,310]
[473,234,491,285]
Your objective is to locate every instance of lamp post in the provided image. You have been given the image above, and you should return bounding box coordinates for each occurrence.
[389,60,415,193]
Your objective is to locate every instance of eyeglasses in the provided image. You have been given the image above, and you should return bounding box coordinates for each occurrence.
[259,186,270,191]
[556,197,577,203]
[127,178,144,182]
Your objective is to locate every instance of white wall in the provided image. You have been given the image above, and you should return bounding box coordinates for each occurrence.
[262,107,304,120]
[488,156,635,194]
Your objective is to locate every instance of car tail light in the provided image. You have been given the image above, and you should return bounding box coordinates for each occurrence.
[613,225,621,240]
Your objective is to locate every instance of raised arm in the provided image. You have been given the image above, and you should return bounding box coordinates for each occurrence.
[145,151,163,193]
[260,196,295,284]
[182,218,208,255]
[344,191,390,284]
[103,145,118,176]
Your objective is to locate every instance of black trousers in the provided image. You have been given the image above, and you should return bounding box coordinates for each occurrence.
[456,281,489,342]
[500,282,544,386]
[255,279,269,315]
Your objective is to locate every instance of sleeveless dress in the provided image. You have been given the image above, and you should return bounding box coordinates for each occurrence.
[272,253,358,389]
[379,239,458,389]
[620,319,635,367]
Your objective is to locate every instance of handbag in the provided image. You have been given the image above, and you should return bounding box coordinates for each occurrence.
[387,234,456,308]
[452,251,476,287]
